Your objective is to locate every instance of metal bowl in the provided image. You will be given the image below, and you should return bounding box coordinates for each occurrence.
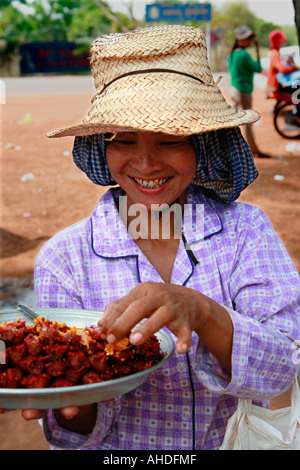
[0,308,175,409]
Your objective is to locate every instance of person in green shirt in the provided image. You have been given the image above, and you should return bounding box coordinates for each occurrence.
[228,25,270,158]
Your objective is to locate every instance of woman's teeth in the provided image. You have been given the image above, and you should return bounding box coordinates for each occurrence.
[133,177,169,188]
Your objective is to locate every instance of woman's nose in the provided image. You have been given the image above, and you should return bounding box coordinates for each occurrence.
[134,141,164,173]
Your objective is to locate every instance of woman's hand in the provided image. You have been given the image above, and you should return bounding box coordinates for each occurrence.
[0,405,97,436]
[100,282,210,354]
[20,407,81,422]
[99,282,233,373]
[0,406,86,421]
[0,407,81,422]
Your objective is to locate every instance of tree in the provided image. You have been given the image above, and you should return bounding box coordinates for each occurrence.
[217,1,257,29]
[211,1,257,58]
[293,0,300,44]
[0,0,139,44]
[0,0,140,66]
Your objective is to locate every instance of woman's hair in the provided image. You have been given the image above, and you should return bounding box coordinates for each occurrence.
[230,40,239,56]
[228,40,239,64]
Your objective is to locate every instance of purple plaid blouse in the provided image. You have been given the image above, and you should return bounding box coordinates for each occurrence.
[34,186,300,450]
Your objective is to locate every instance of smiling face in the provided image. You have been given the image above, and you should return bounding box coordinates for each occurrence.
[105,131,196,211]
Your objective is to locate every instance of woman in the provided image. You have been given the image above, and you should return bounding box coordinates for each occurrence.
[20,26,299,450]
[228,25,270,158]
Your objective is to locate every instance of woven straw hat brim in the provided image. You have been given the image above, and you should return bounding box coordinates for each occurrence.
[47,72,260,138]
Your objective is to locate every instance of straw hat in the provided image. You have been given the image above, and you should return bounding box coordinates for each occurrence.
[234,25,255,41]
[47,25,260,138]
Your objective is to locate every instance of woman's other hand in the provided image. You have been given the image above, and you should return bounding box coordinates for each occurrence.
[1,405,97,435]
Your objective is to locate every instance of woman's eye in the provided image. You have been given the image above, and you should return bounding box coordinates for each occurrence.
[114,140,136,145]
[159,141,186,146]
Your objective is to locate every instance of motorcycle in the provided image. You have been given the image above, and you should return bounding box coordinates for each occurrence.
[269,89,300,140]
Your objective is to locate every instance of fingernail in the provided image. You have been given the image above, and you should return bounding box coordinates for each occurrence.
[130,331,143,345]
[180,343,189,354]
[63,407,78,419]
[106,333,116,344]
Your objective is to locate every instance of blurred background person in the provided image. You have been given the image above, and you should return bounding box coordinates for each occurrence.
[267,29,300,125]
[228,25,271,158]
[267,30,296,92]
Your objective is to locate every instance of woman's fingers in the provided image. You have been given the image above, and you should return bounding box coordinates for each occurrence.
[105,295,162,343]
[99,284,155,337]
[130,307,193,354]
[174,324,192,354]
[128,304,172,345]
[99,283,200,353]
[98,297,136,334]
[97,299,123,331]
[103,300,193,354]
[22,409,46,420]
[59,406,80,419]
[21,406,80,421]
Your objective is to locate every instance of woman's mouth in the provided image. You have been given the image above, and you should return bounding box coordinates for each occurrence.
[132,177,170,189]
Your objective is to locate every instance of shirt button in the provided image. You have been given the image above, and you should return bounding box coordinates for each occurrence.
[176,361,186,372]
[182,412,192,421]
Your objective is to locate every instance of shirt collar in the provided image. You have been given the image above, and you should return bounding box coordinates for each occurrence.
[91,186,223,259]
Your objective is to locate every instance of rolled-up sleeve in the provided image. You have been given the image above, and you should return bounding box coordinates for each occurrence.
[193,206,300,399]
[41,398,124,450]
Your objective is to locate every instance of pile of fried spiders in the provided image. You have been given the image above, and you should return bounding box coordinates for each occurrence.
[0,317,163,389]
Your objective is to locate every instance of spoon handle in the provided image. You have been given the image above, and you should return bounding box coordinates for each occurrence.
[17,304,39,320]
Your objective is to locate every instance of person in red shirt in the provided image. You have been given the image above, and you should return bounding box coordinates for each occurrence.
[267,30,297,91]
[267,29,300,123]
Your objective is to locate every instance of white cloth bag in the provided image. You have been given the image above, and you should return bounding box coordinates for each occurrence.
[220,378,300,450]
